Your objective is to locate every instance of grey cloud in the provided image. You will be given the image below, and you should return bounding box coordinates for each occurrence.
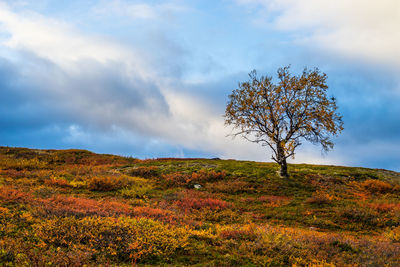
[0,52,171,138]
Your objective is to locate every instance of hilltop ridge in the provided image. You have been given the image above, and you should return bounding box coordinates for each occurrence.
[0,146,399,266]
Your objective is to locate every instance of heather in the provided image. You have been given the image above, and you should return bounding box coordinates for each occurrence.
[0,147,399,266]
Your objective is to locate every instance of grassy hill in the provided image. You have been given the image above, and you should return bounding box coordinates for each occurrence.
[0,146,399,266]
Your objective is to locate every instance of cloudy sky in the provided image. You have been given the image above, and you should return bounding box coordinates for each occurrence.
[0,0,399,171]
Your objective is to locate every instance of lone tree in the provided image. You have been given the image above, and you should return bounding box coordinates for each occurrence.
[225,66,343,177]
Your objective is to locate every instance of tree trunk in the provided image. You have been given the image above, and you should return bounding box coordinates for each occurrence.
[276,142,289,178]
[279,158,288,178]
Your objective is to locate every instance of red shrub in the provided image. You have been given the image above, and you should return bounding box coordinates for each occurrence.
[0,186,33,204]
[174,191,232,211]
[163,169,226,186]
[37,195,132,217]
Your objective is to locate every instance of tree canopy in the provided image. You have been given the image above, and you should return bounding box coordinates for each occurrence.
[225,66,343,177]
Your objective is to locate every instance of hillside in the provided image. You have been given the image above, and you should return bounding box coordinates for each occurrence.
[0,146,399,266]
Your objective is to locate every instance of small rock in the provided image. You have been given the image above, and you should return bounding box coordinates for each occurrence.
[194,184,202,189]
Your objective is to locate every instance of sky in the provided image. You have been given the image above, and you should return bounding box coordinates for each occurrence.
[0,0,399,171]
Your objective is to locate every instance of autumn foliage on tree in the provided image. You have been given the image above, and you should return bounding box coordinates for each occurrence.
[225,66,343,177]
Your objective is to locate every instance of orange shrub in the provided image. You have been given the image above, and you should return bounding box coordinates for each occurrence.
[361,179,393,194]
[305,191,334,205]
[353,192,369,201]
[367,203,400,213]
[37,195,132,217]
[163,172,190,186]
[44,177,71,187]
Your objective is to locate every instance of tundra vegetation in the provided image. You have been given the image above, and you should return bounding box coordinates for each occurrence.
[0,147,399,266]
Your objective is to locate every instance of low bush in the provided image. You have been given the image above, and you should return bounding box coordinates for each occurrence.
[218,224,258,241]
[174,191,232,211]
[163,169,226,187]
[119,178,153,199]
[367,202,400,213]
[44,176,71,188]
[0,186,33,204]
[37,195,132,217]
[385,226,400,242]
[162,172,189,186]
[2,147,400,266]
[191,169,226,182]
[305,191,334,205]
[34,216,191,263]
[0,156,48,171]
[361,179,393,194]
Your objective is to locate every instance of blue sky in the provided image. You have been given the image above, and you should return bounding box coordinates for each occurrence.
[0,0,399,171]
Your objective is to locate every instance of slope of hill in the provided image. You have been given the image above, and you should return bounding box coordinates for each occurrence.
[0,146,399,266]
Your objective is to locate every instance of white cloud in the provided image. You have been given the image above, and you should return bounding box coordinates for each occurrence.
[0,2,152,78]
[237,0,400,68]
